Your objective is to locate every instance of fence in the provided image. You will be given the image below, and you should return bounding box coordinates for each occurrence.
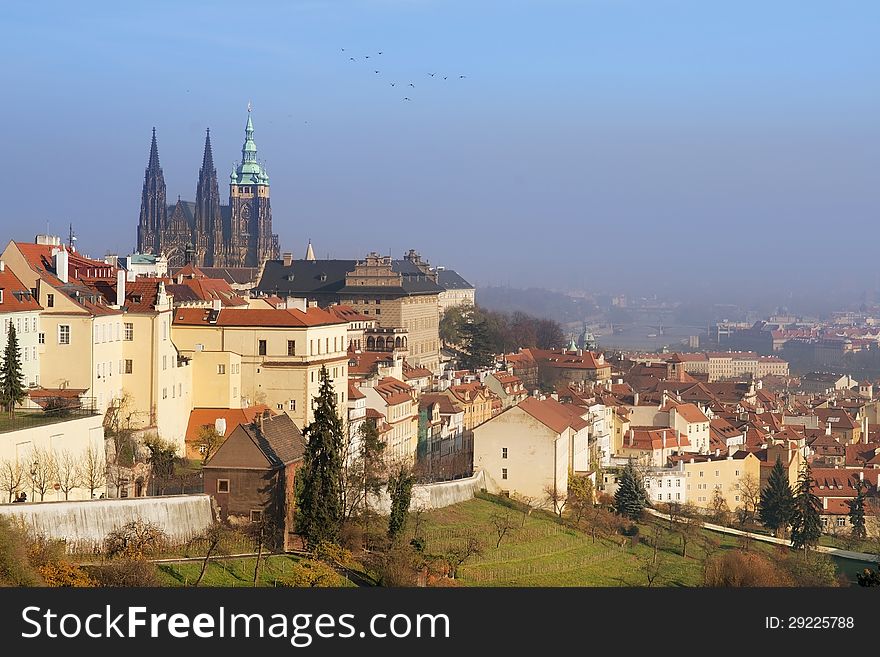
[0,399,100,435]
[461,545,624,583]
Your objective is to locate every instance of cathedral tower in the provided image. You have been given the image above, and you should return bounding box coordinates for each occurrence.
[225,108,279,267]
[137,128,167,254]
[194,128,223,266]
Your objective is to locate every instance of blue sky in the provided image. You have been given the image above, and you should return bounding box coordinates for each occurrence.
[0,0,878,300]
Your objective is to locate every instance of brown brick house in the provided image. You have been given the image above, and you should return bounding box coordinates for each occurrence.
[203,412,305,549]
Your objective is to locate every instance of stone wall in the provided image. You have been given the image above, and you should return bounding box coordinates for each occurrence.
[370,470,485,515]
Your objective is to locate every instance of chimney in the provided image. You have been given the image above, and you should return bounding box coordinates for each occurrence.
[116,269,126,307]
[633,391,640,406]
[714,448,720,457]
[0,260,4,272]
[662,430,667,449]
[862,414,869,444]
[628,429,634,447]
[676,429,681,448]
[212,299,222,311]
[215,417,227,435]
[859,471,864,482]
[54,248,69,283]
[283,252,293,267]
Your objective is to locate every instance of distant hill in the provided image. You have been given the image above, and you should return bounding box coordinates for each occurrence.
[477,286,598,325]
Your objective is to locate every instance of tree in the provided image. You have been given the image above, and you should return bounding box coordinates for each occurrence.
[195,425,224,464]
[734,473,761,527]
[248,517,277,587]
[511,493,536,527]
[191,523,228,586]
[55,450,82,500]
[490,511,516,548]
[459,313,497,371]
[342,418,386,523]
[28,447,58,501]
[444,534,483,579]
[80,444,106,499]
[144,436,178,495]
[675,502,703,559]
[758,456,794,538]
[790,462,822,553]
[614,460,648,520]
[566,475,595,526]
[703,550,793,587]
[439,304,470,347]
[104,520,167,559]
[847,479,868,542]
[0,459,24,503]
[857,568,880,587]
[295,366,345,549]
[544,483,568,519]
[387,462,415,541]
[709,488,731,526]
[0,323,25,419]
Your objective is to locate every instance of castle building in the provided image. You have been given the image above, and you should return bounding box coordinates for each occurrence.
[136,110,280,268]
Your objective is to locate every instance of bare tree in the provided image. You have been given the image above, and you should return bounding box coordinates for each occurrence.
[639,549,666,587]
[28,447,58,501]
[511,492,536,527]
[566,475,595,526]
[55,450,82,500]
[735,473,761,528]
[193,523,229,587]
[80,444,107,499]
[104,520,167,559]
[0,459,24,502]
[675,503,703,559]
[490,511,516,549]
[543,483,568,519]
[445,534,483,579]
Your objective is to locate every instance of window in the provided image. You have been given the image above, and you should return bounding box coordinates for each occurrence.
[218,364,226,375]
[258,340,267,356]
[676,493,680,501]
[715,470,719,477]
[289,400,296,411]
[124,323,133,340]
[735,495,740,502]
[699,471,703,477]
[58,325,70,344]
[502,447,508,459]
[667,493,671,501]
[124,359,133,374]
[162,355,167,370]
[47,293,54,308]
[162,388,167,399]
[38,332,45,344]
[676,479,680,487]
[250,510,263,523]
[233,387,238,397]
[501,468,508,480]
[217,479,230,493]
[375,309,381,315]
[325,338,329,353]
[837,517,846,527]
[310,340,314,355]
[311,371,315,383]
[277,403,283,410]
[287,340,295,356]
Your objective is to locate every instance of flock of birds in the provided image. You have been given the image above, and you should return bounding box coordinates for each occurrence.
[341,48,467,102]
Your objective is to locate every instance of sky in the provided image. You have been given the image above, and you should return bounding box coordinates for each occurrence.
[0,0,877,304]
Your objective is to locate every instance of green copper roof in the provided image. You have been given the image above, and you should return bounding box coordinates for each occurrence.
[232,110,269,186]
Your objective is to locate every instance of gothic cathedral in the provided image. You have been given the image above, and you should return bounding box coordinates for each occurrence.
[136,110,280,268]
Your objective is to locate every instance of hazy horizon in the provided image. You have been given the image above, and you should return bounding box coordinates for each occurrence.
[1,1,877,304]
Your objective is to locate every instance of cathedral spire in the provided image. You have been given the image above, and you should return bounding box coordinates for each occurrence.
[305,239,316,261]
[232,107,269,185]
[138,127,167,255]
[195,127,222,260]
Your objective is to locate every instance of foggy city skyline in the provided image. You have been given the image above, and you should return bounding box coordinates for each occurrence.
[0,1,878,307]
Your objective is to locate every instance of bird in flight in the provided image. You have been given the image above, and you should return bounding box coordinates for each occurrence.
[403,97,411,101]
[365,55,370,59]
[349,57,356,61]
[459,75,467,78]
[443,76,448,80]
[429,73,435,77]
[374,70,380,74]
[409,82,414,87]
[341,48,345,51]
[378,51,383,54]
[390,82,395,86]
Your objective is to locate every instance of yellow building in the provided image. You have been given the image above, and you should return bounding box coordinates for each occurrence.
[675,450,761,512]
[172,306,348,429]
[361,376,419,463]
[442,382,496,432]
[2,239,125,413]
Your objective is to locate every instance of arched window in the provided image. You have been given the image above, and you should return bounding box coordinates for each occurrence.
[367,336,375,350]
[377,337,386,350]
[395,337,402,348]
[402,337,408,348]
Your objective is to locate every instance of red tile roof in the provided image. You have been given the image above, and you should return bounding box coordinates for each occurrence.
[185,405,273,443]
[0,268,41,312]
[672,403,709,424]
[173,306,346,327]
[516,397,589,434]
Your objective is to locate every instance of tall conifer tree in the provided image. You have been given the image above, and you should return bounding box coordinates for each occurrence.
[758,455,794,538]
[295,366,345,549]
[614,460,648,520]
[0,324,25,419]
[790,461,823,552]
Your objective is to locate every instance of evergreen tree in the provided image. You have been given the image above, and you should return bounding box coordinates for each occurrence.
[295,366,345,549]
[758,455,794,538]
[459,314,497,371]
[0,324,25,419]
[847,479,867,542]
[387,463,415,541]
[790,462,823,552]
[614,460,648,520]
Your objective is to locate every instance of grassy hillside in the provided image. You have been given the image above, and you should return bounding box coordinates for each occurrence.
[412,497,827,587]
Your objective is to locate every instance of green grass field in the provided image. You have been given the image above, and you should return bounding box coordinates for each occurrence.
[413,497,856,587]
[155,554,356,587]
